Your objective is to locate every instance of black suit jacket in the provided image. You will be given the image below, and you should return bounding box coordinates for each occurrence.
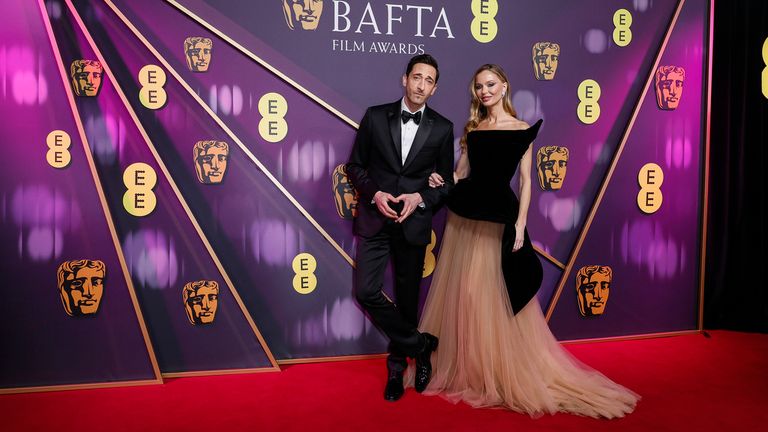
[346,100,455,245]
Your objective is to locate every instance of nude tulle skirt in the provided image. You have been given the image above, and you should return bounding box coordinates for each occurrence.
[406,212,639,418]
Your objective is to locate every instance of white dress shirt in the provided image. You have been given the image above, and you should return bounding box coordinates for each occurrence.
[370,99,428,208]
[400,98,426,165]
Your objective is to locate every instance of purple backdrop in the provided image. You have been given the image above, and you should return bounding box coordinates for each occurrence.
[0,0,157,388]
[48,1,277,374]
[549,0,707,339]
[1,0,710,388]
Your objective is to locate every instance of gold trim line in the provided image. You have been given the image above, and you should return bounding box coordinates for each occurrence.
[37,0,164,385]
[697,0,715,331]
[0,379,160,395]
[166,0,359,129]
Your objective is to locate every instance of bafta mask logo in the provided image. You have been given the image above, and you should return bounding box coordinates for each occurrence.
[183,280,220,325]
[655,65,685,110]
[70,60,103,97]
[537,146,569,191]
[282,0,323,31]
[57,260,106,317]
[576,265,612,317]
[184,37,213,72]
[332,164,358,219]
[532,42,560,81]
[194,140,229,184]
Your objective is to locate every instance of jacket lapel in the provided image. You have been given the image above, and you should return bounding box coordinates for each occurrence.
[402,108,433,172]
[387,103,403,167]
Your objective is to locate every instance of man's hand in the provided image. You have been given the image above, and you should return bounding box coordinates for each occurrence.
[374,191,399,219]
[394,193,423,223]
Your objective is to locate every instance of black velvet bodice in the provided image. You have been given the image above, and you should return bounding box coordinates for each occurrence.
[448,119,543,223]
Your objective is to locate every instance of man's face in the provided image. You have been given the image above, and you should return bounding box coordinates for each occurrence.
[195,145,228,184]
[283,0,323,30]
[185,285,219,325]
[656,69,684,110]
[332,166,358,219]
[538,148,568,190]
[60,267,105,316]
[577,270,611,316]
[186,41,212,72]
[402,63,438,111]
[534,46,559,80]
[72,63,103,96]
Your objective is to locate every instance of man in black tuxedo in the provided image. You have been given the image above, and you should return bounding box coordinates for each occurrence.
[347,54,454,401]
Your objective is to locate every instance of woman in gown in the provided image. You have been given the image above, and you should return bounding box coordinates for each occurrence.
[406,64,639,418]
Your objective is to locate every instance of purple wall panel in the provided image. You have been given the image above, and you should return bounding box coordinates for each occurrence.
[0,0,156,388]
[46,1,275,373]
[549,0,707,339]
[77,0,388,359]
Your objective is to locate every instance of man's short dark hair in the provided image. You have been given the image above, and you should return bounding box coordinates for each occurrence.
[405,54,440,83]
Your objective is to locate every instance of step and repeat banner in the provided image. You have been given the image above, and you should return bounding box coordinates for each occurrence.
[1,0,710,391]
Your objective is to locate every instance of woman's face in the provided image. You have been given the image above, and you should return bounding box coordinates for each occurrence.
[474,70,507,108]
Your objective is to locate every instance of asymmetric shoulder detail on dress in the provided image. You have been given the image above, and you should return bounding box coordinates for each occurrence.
[449,118,543,224]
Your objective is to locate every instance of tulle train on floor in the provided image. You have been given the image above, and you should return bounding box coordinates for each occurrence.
[406,212,639,419]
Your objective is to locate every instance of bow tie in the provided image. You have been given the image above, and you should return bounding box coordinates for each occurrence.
[401,110,422,125]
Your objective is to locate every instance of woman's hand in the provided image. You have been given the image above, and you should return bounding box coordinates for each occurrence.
[513,223,525,252]
[428,172,445,188]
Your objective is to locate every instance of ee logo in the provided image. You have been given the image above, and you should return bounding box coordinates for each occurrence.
[762,37,768,99]
[138,65,167,110]
[470,0,498,44]
[577,79,601,124]
[258,92,288,143]
[637,163,664,214]
[123,162,157,217]
[422,230,437,278]
[46,130,72,169]
[292,252,317,295]
[613,9,632,47]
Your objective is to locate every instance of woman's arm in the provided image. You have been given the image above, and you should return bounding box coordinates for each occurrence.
[428,148,470,187]
[514,143,534,251]
[454,150,470,182]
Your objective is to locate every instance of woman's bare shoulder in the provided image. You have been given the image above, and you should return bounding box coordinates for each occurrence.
[500,117,529,131]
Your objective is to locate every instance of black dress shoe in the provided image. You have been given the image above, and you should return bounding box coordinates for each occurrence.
[384,369,404,401]
[414,332,439,393]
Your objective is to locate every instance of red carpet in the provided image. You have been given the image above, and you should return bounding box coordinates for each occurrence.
[1,330,766,431]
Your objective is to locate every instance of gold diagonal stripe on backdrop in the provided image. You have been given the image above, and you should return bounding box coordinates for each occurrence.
[68,0,281,370]
[538,249,564,270]
[21,0,165,392]
[697,0,715,331]
[167,0,359,129]
[104,0,355,268]
[544,0,687,322]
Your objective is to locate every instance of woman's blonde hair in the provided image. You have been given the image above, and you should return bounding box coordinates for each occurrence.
[460,64,517,152]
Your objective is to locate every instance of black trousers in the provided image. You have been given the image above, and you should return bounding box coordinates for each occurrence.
[355,221,427,372]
